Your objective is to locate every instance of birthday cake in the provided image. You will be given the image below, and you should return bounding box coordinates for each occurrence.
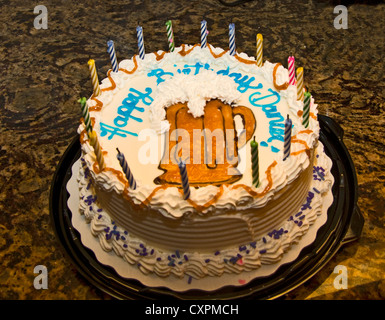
[75,28,334,284]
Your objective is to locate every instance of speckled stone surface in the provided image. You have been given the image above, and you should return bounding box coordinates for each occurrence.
[0,0,384,300]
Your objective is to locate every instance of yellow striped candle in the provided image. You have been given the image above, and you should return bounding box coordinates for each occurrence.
[296,67,304,101]
[256,33,263,67]
[88,59,101,97]
[89,130,105,171]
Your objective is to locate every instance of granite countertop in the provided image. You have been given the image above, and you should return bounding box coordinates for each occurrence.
[0,0,384,300]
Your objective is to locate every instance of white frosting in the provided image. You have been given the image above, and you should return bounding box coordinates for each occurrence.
[149,70,241,132]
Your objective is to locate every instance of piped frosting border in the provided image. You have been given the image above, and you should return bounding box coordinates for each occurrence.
[77,141,334,280]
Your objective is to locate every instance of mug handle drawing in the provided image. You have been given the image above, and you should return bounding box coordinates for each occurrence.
[231,105,256,150]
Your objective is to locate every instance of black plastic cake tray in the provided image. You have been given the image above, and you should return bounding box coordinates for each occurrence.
[49,114,364,300]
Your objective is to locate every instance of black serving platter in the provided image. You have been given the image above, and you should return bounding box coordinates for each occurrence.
[49,114,363,300]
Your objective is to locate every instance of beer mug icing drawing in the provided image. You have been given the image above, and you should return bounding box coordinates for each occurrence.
[150,71,256,187]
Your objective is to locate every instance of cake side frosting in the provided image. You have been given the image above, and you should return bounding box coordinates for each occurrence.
[78,141,333,279]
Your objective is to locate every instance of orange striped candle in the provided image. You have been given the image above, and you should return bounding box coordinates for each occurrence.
[296,67,304,101]
[88,59,101,97]
[256,33,263,67]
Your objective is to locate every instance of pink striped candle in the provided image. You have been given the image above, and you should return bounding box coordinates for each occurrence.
[288,56,296,85]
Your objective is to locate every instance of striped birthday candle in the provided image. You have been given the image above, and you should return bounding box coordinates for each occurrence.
[283,115,292,161]
[256,33,263,67]
[288,56,296,85]
[229,22,236,56]
[178,159,190,200]
[78,97,92,133]
[296,67,304,101]
[136,25,145,60]
[116,148,137,190]
[107,40,119,73]
[250,137,260,187]
[89,130,105,171]
[165,20,175,52]
[302,92,311,128]
[200,20,207,48]
[88,59,100,97]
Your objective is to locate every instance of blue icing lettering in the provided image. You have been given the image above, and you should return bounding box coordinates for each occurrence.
[147,69,174,85]
[110,87,152,139]
[177,67,191,75]
[249,88,285,148]
[216,67,229,76]
[271,146,280,153]
[260,141,268,147]
[99,122,138,140]
[217,67,262,93]
[177,62,212,75]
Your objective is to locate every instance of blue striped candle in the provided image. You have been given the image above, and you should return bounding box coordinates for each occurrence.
[229,22,236,56]
[283,115,292,161]
[136,25,145,60]
[178,159,190,200]
[107,40,118,72]
[116,148,137,190]
[200,20,207,48]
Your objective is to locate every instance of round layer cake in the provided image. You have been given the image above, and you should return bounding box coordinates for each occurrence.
[77,43,334,279]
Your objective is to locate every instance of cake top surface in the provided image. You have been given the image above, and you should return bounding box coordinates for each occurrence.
[80,43,319,218]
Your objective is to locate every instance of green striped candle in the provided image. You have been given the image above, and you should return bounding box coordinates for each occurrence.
[250,137,260,187]
[302,92,311,128]
[78,97,92,133]
[165,20,175,52]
